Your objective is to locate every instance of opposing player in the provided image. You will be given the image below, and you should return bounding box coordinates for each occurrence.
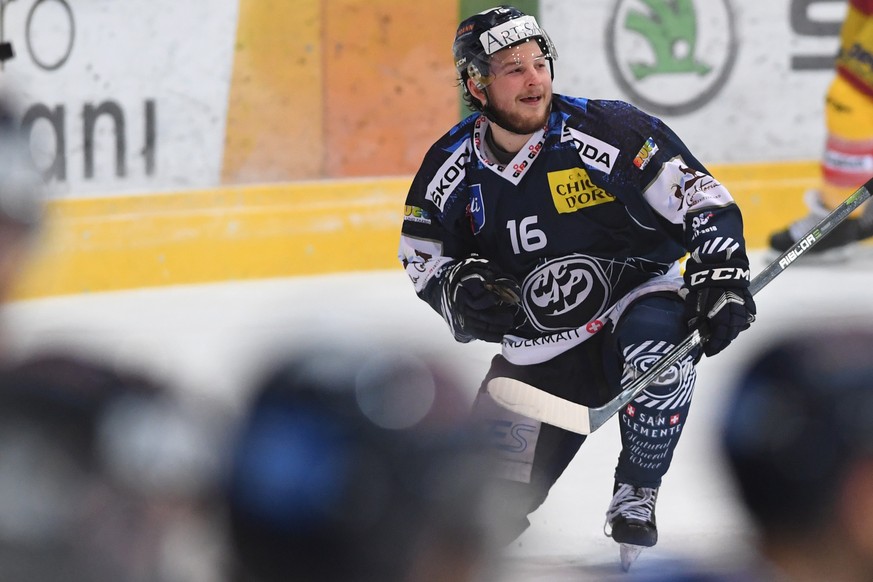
[397,5,756,570]
[769,0,873,258]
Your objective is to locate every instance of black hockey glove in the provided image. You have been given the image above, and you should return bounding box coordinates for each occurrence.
[444,258,522,343]
[683,260,756,357]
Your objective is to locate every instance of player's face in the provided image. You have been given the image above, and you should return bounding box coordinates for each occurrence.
[482,40,552,135]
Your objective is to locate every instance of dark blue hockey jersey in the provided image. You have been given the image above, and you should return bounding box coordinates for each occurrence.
[399,95,748,364]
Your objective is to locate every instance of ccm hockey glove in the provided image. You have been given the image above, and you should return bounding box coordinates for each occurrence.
[683,260,756,357]
[443,258,522,343]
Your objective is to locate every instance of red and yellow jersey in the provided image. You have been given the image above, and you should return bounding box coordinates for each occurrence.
[836,0,873,96]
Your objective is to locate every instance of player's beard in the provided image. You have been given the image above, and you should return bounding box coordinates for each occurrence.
[483,97,551,135]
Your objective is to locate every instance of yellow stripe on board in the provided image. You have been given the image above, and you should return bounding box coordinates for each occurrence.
[12,179,410,300]
[710,160,818,247]
[11,161,822,301]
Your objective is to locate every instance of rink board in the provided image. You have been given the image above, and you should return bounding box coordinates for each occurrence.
[11,161,817,300]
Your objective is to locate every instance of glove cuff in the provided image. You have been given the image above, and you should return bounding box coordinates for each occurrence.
[684,258,750,289]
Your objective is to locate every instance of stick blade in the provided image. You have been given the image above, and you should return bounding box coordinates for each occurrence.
[486,377,592,434]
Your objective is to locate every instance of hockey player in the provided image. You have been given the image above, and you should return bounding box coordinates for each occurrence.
[769,0,873,258]
[397,5,756,570]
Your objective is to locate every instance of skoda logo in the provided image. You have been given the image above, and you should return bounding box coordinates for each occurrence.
[605,0,737,116]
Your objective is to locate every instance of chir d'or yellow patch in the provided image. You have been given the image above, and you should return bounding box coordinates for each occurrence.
[547,167,616,214]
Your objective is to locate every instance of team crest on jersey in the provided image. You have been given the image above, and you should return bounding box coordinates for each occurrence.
[522,255,611,332]
[468,184,485,234]
[560,125,619,175]
[547,167,616,214]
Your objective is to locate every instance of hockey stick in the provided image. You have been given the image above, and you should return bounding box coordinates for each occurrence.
[487,176,873,435]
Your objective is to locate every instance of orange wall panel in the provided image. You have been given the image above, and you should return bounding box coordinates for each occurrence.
[323,1,459,177]
[222,0,324,183]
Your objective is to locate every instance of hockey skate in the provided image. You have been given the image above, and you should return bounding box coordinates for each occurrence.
[768,189,867,261]
[604,482,658,571]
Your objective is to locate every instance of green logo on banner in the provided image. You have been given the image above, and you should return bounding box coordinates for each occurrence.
[606,0,737,116]
[624,0,711,80]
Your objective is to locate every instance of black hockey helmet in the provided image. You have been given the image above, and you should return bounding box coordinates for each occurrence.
[452,6,557,102]
[720,329,873,535]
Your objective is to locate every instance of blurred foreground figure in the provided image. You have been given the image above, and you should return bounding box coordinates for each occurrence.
[0,353,227,582]
[224,346,501,582]
[719,329,873,582]
[0,92,227,582]
[638,328,873,582]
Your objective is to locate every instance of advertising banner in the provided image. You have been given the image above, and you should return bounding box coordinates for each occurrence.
[545,0,847,164]
[0,0,853,198]
[1,0,238,197]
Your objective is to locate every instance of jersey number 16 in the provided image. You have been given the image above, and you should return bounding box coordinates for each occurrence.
[507,216,547,254]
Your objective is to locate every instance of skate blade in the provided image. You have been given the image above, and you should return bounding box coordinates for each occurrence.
[619,543,645,571]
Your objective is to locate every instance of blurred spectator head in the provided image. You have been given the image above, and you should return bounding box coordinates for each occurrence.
[0,352,227,582]
[721,329,873,567]
[225,345,500,582]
